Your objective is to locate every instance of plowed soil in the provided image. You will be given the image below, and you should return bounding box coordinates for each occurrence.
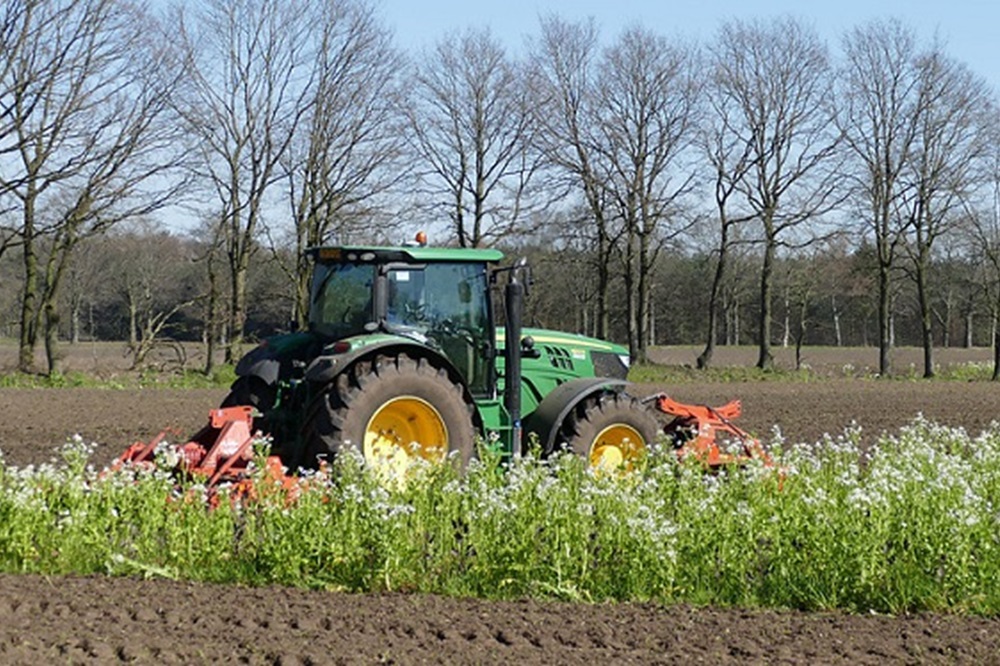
[3,345,1000,663]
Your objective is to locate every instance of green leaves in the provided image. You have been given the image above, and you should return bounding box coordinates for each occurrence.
[2,421,1000,614]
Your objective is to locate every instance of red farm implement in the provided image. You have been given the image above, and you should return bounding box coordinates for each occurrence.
[112,406,296,503]
[653,394,774,469]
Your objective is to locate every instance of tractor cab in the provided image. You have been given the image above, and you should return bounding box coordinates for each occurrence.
[306,245,503,398]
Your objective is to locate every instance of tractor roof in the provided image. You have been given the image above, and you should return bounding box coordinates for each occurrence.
[307,245,505,264]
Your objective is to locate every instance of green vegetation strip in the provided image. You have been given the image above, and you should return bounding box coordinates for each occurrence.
[0,366,237,390]
[1,420,1000,615]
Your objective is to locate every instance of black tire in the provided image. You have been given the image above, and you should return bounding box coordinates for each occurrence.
[221,376,276,433]
[221,376,275,411]
[303,353,476,472]
[560,392,660,473]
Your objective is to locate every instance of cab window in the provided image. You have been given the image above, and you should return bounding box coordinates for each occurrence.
[309,263,374,338]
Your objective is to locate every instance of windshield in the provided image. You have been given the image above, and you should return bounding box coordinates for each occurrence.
[309,262,375,338]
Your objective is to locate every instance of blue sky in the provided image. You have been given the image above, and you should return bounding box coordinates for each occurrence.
[379,0,1000,90]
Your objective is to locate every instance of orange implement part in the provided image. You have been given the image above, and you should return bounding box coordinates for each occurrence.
[112,405,306,507]
[653,394,773,469]
[113,405,283,487]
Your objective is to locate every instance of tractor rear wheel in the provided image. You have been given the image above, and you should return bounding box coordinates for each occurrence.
[561,393,659,474]
[221,376,275,411]
[221,376,275,432]
[303,353,476,477]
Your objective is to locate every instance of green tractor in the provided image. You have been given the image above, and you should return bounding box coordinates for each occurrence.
[222,241,660,476]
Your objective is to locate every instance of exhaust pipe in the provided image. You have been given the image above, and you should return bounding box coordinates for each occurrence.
[504,271,523,457]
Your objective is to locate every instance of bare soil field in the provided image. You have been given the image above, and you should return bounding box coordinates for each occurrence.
[647,344,996,377]
[2,573,999,665]
[2,343,1000,663]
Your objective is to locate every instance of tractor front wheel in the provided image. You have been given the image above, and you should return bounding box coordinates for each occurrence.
[304,353,476,478]
[561,393,659,474]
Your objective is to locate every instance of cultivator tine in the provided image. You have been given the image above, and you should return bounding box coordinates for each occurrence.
[111,431,170,469]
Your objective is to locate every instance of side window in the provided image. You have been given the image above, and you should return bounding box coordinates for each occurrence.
[386,263,491,395]
[309,263,374,337]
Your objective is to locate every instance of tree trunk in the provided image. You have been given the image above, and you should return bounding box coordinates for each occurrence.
[697,227,730,370]
[596,227,611,341]
[635,227,651,364]
[915,256,934,378]
[43,300,60,376]
[878,259,892,376]
[756,230,776,370]
[624,234,639,363]
[41,230,79,376]
[647,290,656,348]
[832,294,842,347]
[71,296,81,345]
[204,258,219,375]
[17,199,38,374]
[128,294,138,349]
[782,287,790,348]
[226,260,248,365]
[727,294,741,346]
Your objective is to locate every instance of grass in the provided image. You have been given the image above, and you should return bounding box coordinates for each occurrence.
[0,365,237,390]
[2,420,1000,615]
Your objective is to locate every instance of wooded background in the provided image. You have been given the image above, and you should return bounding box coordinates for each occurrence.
[2,1,999,379]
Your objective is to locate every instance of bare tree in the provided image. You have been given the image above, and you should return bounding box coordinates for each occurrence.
[696,72,758,369]
[959,117,1000,378]
[178,0,316,363]
[112,223,200,369]
[408,28,538,247]
[899,49,993,377]
[529,16,616,339]
[595,27,700,362]
[711,17,842,370]
[282,0,408,327]
[0,0,186,374]
[839,19,926,376]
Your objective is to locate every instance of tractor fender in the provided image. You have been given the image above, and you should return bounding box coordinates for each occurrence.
[522,377,629,454]
[236,358,281,386]
[234,346,280,385]
[304,339,442,385]
[234,332,319,386]
[303,339,483,430]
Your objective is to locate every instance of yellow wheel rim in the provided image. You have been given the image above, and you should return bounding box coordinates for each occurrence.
[589,424,645,475]
[364,396,448,481]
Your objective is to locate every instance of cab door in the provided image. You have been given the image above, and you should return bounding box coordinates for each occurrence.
[385,262,493,398]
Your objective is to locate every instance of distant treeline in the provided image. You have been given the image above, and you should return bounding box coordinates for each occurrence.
[2,1,999,379]
[0,228,991,372]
